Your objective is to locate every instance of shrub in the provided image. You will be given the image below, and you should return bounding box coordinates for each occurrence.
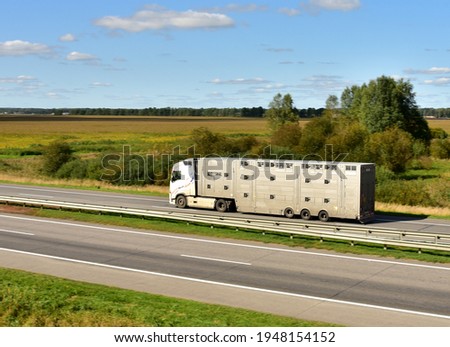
[191,127,259,157]
[42,141,74,176]
[430,138,450,159]
[55,159,88,179]
[271,123,302,149]
[430,127,448,139]
[365,127,413,173]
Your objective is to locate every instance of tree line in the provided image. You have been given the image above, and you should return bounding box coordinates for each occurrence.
[2,106,449,118]
[1,106,311,118]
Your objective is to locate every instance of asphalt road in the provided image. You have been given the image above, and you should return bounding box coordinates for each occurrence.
[1,183,450,234]
[1,207,450,326]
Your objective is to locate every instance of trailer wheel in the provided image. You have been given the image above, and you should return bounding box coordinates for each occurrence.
[300,209,311,220]
[318,210,329,222]
[283,207,295,219]
[175,195,187,209]
[215,199,228,212]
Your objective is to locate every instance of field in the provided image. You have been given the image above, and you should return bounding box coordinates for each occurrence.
[427,118,450,133]
[0,115,269,150]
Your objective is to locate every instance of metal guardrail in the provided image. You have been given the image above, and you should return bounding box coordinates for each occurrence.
[1,195,449,253]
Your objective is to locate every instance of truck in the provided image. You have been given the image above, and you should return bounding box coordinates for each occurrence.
[169,157,375,223]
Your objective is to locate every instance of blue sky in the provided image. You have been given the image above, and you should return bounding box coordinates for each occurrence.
[1,0,449,109]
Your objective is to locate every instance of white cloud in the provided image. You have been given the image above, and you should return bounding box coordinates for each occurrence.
[0,75,43,96]
[0,40,52,56]
[278,8,301,16]
[0,75,37,84]
[59,33,76,42]
[91,81,112,87]
[66,51,98,61]
[209,77,269,85]
[299,75,345,91]
[94,8,234,32]
[406,67,450,75]
[282,0,360,16]
[424,77,450,85]
[204,4,268,13]
[308,0,361,11]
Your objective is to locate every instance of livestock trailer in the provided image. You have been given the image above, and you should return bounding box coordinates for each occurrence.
[170,157,375,222]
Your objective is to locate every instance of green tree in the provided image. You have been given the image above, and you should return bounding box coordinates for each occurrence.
[341,76,431,141]
[297,113,335,157]
[430,138,450,159]
[264,93,298,131]
[271,123,302,149]
[42,140,74,176]
[191,127,258,156]
[365,127,414,173]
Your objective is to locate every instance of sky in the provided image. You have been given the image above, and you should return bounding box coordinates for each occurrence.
[1,0,450,109]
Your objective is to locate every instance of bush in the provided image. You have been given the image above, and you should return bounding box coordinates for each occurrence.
[430,127,448,139]
[376,177,449,208]
[430,138,450,159]
[191,127,258,157]
[271,123,302,149]
[55,159,88,179]
[42,141,74,176]
[365,127,413,173]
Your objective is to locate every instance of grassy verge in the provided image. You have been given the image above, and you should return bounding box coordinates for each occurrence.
[1,268,334,327]
[2,204,449,264]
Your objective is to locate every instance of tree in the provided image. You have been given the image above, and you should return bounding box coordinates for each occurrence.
[264,93,298,131]
[365,127,414,173]
[297,114,335,157]
[325,95,339,110]
[271,123,302,149]
[341,76,431,141]
[191,127,258,156]
[42,140,74,176]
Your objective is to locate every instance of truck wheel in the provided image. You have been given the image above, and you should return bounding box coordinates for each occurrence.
[175,195,187,208]
[318,210,329,222]
[283,207,295,219]
[215,199,228,212]
[300,209,311,220]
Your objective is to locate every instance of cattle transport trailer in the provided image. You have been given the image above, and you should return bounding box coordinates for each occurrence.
[169,157,375,222]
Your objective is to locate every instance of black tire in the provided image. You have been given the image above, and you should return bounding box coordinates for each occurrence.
[175,195,187,208]
[283,207,295,219]
[300,209,311,220]
[318,210,330,222]
[215,199,228,212]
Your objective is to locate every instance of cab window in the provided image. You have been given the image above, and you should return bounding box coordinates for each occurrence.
[171,170,182,182]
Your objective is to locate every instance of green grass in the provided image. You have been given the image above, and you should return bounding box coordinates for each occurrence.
[9,206,449,264]
[0,268,334,327]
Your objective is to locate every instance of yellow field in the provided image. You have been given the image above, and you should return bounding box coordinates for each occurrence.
[0,115,271,149]
[427,119,450,133]
[0,115,447,150]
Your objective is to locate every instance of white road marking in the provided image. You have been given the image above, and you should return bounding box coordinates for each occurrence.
[0,228,34,236]
[1,247,449,321]
[180,254,252,266]
[1,213,449,272]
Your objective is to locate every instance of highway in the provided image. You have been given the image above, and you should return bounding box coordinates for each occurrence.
[1,183,450,326]
[1,183,450,234]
